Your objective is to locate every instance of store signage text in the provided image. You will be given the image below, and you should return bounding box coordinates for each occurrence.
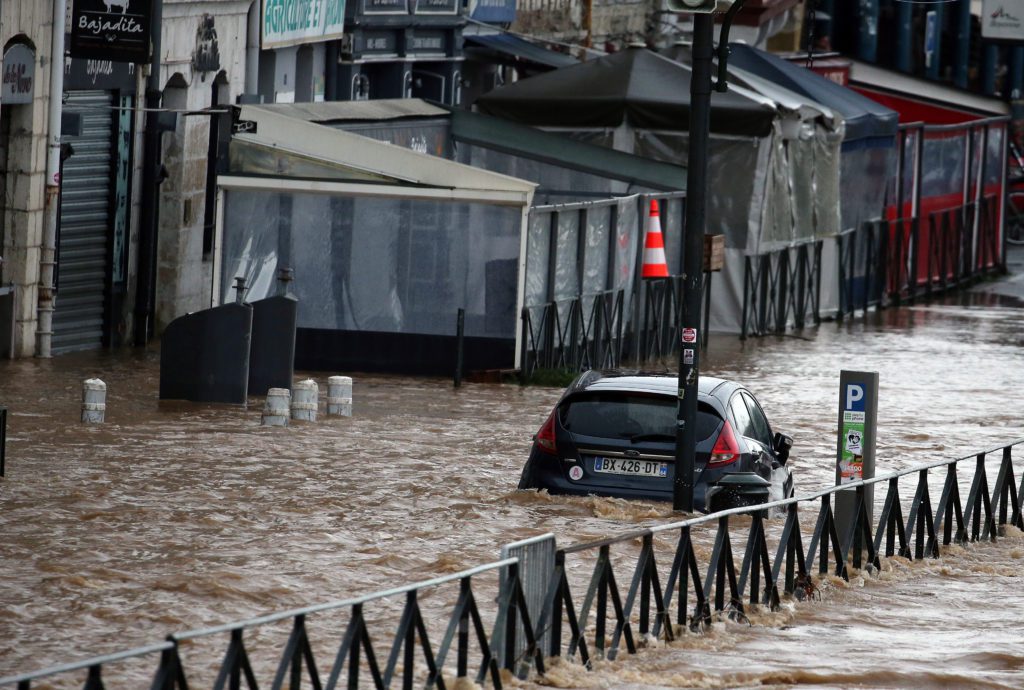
[2,44,35,105]
[263,0,346,49]
[69,0,153,63]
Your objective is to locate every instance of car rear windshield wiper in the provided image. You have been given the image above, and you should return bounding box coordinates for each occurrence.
[628,432,676,443]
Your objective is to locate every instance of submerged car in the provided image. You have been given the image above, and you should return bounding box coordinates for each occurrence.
[518,371,794,512]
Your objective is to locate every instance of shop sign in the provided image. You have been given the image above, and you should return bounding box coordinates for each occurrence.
[262,0,346,49]
[2,44,35,105]
[469,0,515,24]
[361,0,408,14]
[408,30,447,54]
[981,0,1024,41]
[414,0,458,15]
[70,0,153,64]
[357,30,399,56]
[64,57,136,92]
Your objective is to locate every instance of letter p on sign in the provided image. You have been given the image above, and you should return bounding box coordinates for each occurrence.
[846,384,865,412]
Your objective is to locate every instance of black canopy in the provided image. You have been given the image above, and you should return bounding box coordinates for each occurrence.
[476,47,776,138]
[726,44,898,143]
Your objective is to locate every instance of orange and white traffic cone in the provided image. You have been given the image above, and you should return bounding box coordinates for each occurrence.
[642,199,670,279]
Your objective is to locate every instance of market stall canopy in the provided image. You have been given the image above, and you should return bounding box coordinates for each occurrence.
[448,108,687,191]
[476,47,776,138]
[726,43,898,143]
[236,100,687,193]
[228,104,536,205]
[662,42,839,133]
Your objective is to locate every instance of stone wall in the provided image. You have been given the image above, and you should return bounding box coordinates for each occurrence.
[154,0,251,331]
[0,3,55,357]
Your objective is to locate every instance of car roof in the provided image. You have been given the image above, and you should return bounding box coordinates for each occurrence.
[564,370,734,400]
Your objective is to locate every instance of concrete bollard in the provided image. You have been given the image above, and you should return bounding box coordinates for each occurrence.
[261,388,290,427]
[291,379,318,422]
[327,376,352,417]
[81,378,106,424]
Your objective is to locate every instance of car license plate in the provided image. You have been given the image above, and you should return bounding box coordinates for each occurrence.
[592,456,668,478]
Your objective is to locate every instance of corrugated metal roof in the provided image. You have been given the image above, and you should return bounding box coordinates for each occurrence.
[248,99,449,124]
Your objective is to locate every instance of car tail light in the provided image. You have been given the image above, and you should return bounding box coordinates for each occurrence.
[534,409,558,455]
[709,421,740,467]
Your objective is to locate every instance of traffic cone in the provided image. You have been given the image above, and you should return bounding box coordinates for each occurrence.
[642,199,670,279]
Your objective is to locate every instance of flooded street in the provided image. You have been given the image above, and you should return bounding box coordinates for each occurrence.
[2,289,1024,688]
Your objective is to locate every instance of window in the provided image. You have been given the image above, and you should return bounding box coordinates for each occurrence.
[729,393,755,441]
[562,394,721,442]
[741,392,774,448]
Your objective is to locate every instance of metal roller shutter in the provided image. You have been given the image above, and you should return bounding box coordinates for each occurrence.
[54,91,113,353]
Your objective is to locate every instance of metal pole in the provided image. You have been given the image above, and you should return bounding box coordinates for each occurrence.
[896,1,912,73]
[135,0,165,346]
[983,43,999,96]
[454,308,465,388]
[673,13,714,513]
[37,0,68,358]
[1,406,7,478]
[858,0,879,63]
[954,0,970,89]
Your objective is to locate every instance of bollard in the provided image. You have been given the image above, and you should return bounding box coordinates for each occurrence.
[291,379,318,422]
[261,388,290,427]
[81,378,106,424]
[326,376,352,417]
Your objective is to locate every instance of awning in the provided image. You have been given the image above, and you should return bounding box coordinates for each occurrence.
[848,59,1009,125]
[464,33,578,70]
[476,47,776,138]
[727,44,899,143]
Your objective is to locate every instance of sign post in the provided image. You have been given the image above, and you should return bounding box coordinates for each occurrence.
[834,371,878,553]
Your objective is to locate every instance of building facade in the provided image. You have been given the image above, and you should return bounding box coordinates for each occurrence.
[0,3,56,358]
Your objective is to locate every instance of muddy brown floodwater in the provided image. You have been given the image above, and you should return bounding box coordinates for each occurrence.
[1,291,1024,688]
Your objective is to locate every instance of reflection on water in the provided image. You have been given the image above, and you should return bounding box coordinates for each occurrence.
[1,292,1023,687]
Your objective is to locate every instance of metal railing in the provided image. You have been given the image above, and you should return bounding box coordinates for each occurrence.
[634,273,713,361]
[519,289,624,379]
[4,439,1023,689]
[837,196,1002,319]
[1,560,529,690]
[741,241,822,338]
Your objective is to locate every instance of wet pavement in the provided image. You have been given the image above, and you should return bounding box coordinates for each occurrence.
[1,253,1024,688]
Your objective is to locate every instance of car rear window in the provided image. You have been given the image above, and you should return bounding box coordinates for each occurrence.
[560,393,721,442]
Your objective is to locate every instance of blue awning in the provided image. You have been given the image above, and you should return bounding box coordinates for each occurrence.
[465,33,578,70]
[727,43,898,143]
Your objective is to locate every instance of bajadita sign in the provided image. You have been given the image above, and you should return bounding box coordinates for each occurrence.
[2,44,35,105]
[69,0,154,64]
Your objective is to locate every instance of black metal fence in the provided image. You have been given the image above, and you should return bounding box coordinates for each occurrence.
[740,241,822,338]
[634,273,713,361]
[4,439,1022,689]
[837,196,1002,319]
[519,289,625,379]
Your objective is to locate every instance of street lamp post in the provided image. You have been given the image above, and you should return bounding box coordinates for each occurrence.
[672,13,714,513]
[672,2,744,512]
